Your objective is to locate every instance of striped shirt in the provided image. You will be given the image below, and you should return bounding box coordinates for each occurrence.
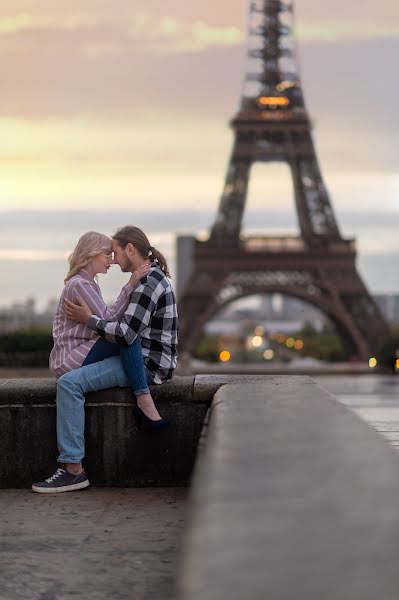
[87,264,178,384]
[49,269,134,378]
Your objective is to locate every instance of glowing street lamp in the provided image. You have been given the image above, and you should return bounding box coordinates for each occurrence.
[219,350,231,362]
[252,335,263,348]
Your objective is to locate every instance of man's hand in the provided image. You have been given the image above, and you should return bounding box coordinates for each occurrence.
[65,297,92,324]
[129,263,151,288]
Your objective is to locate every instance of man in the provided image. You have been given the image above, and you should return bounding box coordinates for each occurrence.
[32,225,178,493]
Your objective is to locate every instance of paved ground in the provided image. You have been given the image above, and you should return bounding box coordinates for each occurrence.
[0,487,187,600]
[1,372,398,600]
[314,375,399,451]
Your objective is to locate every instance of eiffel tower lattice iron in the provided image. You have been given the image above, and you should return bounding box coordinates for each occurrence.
[177,0,390,361]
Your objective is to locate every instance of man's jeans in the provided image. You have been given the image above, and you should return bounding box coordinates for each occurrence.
[83,337,150,397]
[57,346,153,464]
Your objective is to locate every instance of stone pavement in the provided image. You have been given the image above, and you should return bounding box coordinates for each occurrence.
[0,487,187,600]
[178,377,399,600]
[313,375,399,451]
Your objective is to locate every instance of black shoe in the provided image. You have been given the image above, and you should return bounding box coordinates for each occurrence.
[132,405,170,430]
[32,467,90,494]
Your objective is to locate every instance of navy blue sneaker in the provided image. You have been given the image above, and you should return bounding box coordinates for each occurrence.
[32,467,90,494]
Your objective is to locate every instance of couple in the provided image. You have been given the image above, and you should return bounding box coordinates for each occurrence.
[32,225,178,493]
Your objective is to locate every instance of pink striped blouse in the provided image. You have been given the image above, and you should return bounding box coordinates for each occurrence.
[49,269,134,378]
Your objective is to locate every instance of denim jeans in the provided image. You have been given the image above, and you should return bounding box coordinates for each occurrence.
[83,337,150,397]
[57,340,153,464]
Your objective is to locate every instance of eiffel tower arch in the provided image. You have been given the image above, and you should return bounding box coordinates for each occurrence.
[177,0,391,361]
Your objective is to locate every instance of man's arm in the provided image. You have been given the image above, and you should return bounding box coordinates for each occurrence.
[64,264,150,322]
[87,280,159,346]
[72,278,136,322]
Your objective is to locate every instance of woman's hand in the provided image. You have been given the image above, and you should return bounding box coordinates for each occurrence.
[65,297,92,324]
[129,263,151,287]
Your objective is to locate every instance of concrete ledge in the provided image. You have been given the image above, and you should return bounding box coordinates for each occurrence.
[0,375,277,488]
[0,376,208,488]
[191,374,282,403]
[178,376,399,600]
[0,376,196,405]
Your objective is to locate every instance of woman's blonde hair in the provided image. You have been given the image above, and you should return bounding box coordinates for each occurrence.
[65,231,111,283]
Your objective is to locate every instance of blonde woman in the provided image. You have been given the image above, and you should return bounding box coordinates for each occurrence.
[49,231,149,376]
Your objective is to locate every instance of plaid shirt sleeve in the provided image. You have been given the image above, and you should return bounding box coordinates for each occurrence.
[87,276,160,346]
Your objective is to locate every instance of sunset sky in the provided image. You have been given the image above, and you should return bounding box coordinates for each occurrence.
[0,1,398,256]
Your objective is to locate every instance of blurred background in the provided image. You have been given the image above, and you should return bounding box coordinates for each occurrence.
[0,0,398,371]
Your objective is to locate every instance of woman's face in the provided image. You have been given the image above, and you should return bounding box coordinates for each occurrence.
[88,248,113,275]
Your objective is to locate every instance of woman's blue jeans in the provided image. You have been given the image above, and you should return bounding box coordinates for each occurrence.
[56,337,152,463]
[83,337,150,396]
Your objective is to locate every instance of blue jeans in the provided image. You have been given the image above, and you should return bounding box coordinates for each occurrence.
[83,337,150,397]
[57,340,153,464]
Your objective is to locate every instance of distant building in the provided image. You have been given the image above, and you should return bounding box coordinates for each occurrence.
[0,297,57,333]
[0,292,398,335]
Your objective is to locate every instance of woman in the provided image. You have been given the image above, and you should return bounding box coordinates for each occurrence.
[49,231,167,426]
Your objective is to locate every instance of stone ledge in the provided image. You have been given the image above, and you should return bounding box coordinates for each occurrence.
[0,375,213,488]
[191,373,282,403]
[0,376,196,405]
[1,374,272,488]
[0,373,280,405]
[178,376,399,600]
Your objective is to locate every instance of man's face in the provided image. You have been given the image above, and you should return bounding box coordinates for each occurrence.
[112,240,133,272]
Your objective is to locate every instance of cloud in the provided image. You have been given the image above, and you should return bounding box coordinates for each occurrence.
[0,11,244,54]
[297,22,399,42]
[81,42,123,59]
[191,21,243,48]
[128,12,399,51]
[0,12,99,34]
[0,5,398,202]
[1,7,398,68]
[128,13,244,52]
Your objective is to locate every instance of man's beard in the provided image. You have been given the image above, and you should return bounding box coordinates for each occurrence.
[120,256,133,272]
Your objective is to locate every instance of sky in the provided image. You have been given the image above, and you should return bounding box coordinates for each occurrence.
[0,1,398,304]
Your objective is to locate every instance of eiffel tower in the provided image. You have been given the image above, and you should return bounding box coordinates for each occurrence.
[177,0,390,361]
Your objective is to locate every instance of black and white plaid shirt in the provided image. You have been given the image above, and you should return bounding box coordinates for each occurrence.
[87,264,178,384]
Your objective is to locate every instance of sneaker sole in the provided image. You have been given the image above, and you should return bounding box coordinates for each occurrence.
[31,479,90,494]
